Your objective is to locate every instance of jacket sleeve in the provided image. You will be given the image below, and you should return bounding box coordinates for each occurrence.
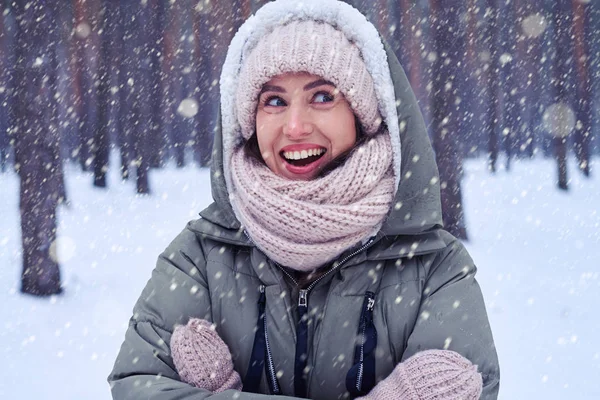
[401,234,500,399]
[107,222,301,400]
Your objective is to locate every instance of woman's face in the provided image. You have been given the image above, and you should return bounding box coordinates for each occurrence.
[255,72,357,180]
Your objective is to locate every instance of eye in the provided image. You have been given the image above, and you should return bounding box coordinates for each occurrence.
[263,96,286,107]
[313,91,334,104]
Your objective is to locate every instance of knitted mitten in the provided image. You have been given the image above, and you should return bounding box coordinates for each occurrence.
[170,318,243,392]
[357,350,483,400]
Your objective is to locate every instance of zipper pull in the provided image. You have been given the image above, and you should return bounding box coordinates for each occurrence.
[258,285,266,306]
[298,289,308,308]
[367,297,375,311]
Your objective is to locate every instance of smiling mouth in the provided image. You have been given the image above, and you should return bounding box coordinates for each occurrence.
[280,148,327,167]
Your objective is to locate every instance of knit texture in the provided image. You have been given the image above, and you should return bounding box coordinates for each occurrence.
[170,318,242,393]
[236,19,382,140]
[170,320,482,399]
[230,133,395,271]
[358,350,483,400]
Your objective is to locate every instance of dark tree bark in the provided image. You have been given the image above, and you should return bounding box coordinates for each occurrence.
[399,0,425,101]
[47,1,68,204]
[519,2,544,159]
[498,0,519,171]
[60,1,82,165]
[572,0,592,177]
[94,0,118,188]
[552,0,574,191]
[483,0,501,173]
[430,0,468,240]
[192,1,216,167]
[73,0,99,172]
[116,2,133,180]
[12,0,63,296]
[507,0,534,165]
[459,0,482,157]
[592,6,600,155]
[163,1,187,168]
[148,0,166,169]
[131,1,153,194]
[0,10,10,172]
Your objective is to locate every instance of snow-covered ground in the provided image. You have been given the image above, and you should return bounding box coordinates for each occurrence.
[0,154,598,399]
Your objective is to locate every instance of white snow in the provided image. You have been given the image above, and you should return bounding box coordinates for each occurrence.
[0,153,598,399]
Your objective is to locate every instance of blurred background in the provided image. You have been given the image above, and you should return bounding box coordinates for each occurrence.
[0,0,598,399]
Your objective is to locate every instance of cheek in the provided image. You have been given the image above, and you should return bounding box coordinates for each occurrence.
[255,115,278,164]
[255,115,270,150]
[329,111,357,154]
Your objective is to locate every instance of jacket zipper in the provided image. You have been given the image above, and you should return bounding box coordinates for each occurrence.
[260,285,281,395]
[246,231,377,396]
[356,292,375,392]
[287,238,376,397]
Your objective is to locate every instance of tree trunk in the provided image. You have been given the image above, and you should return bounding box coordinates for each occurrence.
[149,0,166,169]
[116,2,133,180]
[73,0,99,172]
[93,0,117,188]
[551,0,574,191]
[0,11,9,173]
[506,0,531,165]
[556,137,569,190]
[496,0,519,171]
[483,0,500,174]
[572,0,592,177]
[49,2,67,204]
[13,1,63,296]
[163,1,186,168]
[131,1,153,194]
[520,2,544,159]
[192,1,215,167]
[459,0,481,157]
[430,0,468,240]
[61,1,81,166]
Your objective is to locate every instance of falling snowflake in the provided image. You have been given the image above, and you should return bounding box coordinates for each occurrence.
[542,103,576,138]
[522,14,547,39]
[177,98,199,118]
[75,22,92,39]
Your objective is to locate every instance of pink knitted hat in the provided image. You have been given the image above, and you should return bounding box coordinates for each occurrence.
[235,19,383,140]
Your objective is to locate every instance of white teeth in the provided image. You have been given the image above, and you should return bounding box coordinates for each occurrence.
[283,148,325,160]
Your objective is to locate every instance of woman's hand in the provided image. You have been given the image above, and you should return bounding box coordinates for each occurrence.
[357,350,482,400]
[170,318,243,393]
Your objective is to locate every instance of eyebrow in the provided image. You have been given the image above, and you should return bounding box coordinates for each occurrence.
[303,79,335,91]
[259,79,336,95]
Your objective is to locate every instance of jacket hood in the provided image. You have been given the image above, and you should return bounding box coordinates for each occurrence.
[202,0,443,247]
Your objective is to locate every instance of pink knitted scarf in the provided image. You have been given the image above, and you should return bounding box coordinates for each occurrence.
[230,133,395,271]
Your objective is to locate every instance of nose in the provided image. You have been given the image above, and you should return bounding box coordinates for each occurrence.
[282,105,314,139]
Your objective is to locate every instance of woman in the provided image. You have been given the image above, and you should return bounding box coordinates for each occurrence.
[108,1,500,399]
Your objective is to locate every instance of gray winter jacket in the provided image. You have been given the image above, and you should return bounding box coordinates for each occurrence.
[108,2,500,399]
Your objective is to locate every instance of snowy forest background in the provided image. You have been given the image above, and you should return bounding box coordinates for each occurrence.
[0,0,599,399]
